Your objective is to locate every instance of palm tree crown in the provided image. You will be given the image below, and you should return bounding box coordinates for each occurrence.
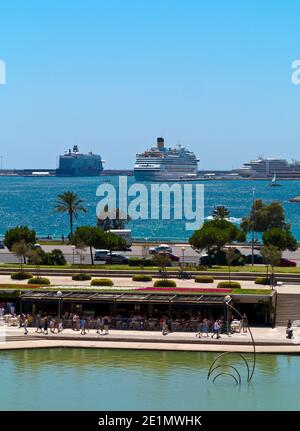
[212,205,230,220]
[54,191,87,235]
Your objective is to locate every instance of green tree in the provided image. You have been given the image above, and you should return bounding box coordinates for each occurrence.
[261,245,282,289]
[241,200,286,234]
[262,227,297,251]
[27,248,44,279]
[54,191,87,236]
[4,226,36,253]
[152,254,171,279]
[11,240,29,269]
[189,219,245,267]
[73,226,106,265]
[225,247,238,284]
[102,231,127,255]
[212,206,230,220]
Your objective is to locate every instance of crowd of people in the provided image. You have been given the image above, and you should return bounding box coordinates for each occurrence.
[13,310,250,338]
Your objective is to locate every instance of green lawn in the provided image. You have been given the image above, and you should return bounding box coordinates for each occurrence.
[0,286,272,296]
[2,262,300,274]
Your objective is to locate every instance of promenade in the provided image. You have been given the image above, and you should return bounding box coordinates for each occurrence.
[1,326,300,353]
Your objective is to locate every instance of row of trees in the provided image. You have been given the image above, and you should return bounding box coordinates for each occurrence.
[189,202,297,269]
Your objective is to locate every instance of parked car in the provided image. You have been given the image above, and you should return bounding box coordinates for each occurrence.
[0,240,5,249]
[105,253,129,264]
[158,251,180,261]
[94,249,110,261]
[280,258,297,267]
[245,254,264,264]
[149,244,173,254]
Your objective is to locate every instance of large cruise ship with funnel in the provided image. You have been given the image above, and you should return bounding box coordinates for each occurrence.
[56,145,104,176]
[134,137,199,180]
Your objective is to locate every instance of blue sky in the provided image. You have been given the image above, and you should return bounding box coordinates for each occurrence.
[0,0,300,169]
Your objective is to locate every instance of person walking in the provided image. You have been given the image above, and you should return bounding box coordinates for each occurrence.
[35,314,43,333]
[80,317,86,335]
[103,316,109,335]
[241,313,248,333]
[96,316,102,334]
[23,315,29,335]
[202,318,209,337]
[43,316,48,335]
[196,318,202,338]
[211,320,221,339]
[286,319,293,339]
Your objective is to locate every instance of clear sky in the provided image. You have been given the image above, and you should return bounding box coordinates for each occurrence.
[0,0,300,170]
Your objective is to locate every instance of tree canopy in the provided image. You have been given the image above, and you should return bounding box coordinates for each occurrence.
[189,219,246,258]
[4,226,36,250]
[241,200,286,233]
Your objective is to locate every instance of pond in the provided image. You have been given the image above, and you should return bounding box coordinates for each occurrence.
[0,348,298,410]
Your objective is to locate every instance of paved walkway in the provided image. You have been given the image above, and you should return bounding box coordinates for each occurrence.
[0,274,272,290]
[1,326,300,353]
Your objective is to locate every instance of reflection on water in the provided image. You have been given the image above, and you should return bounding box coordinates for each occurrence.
[0,348,299,411]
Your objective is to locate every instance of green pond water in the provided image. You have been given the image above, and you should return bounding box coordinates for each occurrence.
[0,348,299,411]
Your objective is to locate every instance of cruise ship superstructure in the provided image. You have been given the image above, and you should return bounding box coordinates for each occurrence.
[235,156,300,179]
[56,145,104,176]
[134,137,199,180]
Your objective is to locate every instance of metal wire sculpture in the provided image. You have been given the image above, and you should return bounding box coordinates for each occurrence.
[207,296,256,385]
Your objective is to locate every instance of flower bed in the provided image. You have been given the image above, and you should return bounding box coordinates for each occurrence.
[137,287,232,293]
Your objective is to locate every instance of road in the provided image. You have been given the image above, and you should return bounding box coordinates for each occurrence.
[1,243,300,265]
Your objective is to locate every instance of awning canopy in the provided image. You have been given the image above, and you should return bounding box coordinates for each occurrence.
[19,291,225,305]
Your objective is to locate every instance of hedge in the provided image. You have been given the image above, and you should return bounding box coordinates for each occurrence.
[128,258,154,267]
[217,281,241,289]
[11,271,33,280]
[132,274,153,282]
[72,273,91,281]
[255,277,271,285]
[194,276,214,283]
[91,278,114,286]
[27,277,50,285]
[153,279,177,288]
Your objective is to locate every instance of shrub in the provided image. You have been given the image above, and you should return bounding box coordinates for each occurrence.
[194,276,214,283]
[11,271,33,280]
[153,279,176,288]
[217,281,241,289]
[91,278,114,286]
[255,277,271,285]
[128,258,154,267]
[43,249,66,265]
[132,274,153,282]
[28,277,50,285]
[72,273,91,281]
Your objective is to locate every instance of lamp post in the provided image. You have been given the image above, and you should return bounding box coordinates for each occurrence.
[72,245,75,265]
[181,246,185,267]
[251,187,256,267]
[57,291,63,318]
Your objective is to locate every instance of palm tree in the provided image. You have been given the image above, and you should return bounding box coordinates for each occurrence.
[212,206,230,220]
[54,191,87,236]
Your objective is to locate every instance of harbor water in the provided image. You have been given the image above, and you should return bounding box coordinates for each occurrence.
[0,176,299,241]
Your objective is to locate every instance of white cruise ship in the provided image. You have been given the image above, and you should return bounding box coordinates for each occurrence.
[134,137,199,180]
[235,156,300,178]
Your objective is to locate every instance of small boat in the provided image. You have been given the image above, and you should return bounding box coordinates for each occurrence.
[269,173,281,187]
[289,196,300,203]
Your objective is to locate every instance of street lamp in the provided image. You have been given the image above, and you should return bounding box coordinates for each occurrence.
[57,291,63,318]
[251,187,256,267]
[181,246,185,267]
[72,245,76,265]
